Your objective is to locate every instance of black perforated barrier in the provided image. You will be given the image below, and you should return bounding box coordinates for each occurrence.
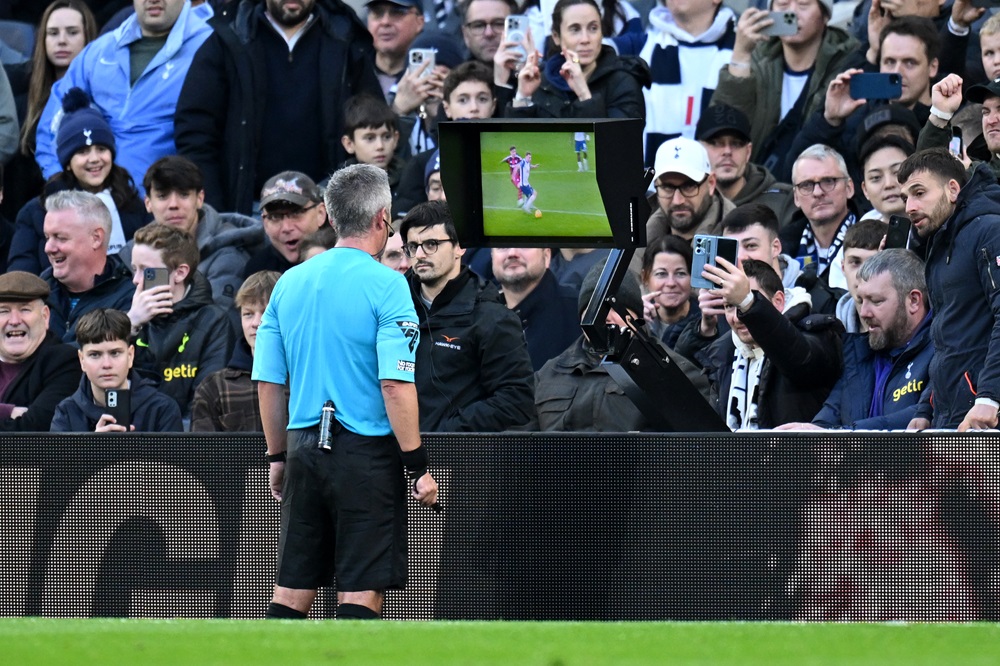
[1,432,997,620]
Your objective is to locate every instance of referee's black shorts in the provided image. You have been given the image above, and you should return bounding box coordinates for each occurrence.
[275,427,408,592]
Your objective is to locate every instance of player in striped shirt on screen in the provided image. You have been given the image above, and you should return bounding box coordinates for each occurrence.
[574,132,589,171]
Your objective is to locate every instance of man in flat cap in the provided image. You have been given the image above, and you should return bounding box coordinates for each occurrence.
[0,272,80,431]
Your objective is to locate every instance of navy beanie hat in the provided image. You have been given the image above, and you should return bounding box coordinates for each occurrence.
[56,87,116,169]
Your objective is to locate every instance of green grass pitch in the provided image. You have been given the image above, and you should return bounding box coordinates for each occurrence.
[4,619,1000,665]
[481,130,611,238]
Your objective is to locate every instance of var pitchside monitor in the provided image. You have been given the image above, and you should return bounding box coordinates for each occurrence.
[437,119,648,248]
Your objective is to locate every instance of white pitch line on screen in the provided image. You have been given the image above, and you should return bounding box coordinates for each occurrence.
[482,205,603,217]
[483,170,587,175]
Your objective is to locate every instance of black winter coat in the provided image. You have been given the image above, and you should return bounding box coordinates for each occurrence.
[407,268,535,432]
[51,372,183,432]
[7,191,148,275]
[506,45,650,119]
[917,164,1000,427]
[700,295,844,429]
[0,331,80,431]
[174,0,381,214]
[812,315,934,429]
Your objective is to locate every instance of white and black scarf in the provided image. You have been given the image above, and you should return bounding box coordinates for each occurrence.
[796,213,856,278]
[726,332,766,431]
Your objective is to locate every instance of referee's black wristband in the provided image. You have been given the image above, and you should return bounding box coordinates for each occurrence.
[400,445,429,479]
[265,451,287,463]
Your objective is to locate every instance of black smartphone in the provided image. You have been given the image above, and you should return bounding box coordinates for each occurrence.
[886,215,912,250]
[142,267,170,290]
[762,11,798,37]
[948,126,964,159]
[104,388,131,429]
[849,73,902,101]
[691,235,739,289]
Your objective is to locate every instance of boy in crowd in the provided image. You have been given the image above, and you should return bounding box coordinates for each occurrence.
[191,271,281,433]
[51,309,182,433]
[127,223,234,420]
[340,94,407,198]
[835,219,886,334]
[395,61,497,213]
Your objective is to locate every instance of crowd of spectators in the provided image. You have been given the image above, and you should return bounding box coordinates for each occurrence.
[0,0,998,436]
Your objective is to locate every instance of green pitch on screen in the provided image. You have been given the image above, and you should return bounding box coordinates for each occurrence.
[482,131,610,238]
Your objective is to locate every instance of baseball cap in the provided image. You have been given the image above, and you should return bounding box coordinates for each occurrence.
[967,77,1000,104]
[0,271,51,302]
[653,138,711,182]
[367,0,424,11]
[260,171,323,209]
[856,104,920,150]
[695,104,751,143]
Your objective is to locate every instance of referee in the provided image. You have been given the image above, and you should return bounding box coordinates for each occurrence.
[253,164,439,620]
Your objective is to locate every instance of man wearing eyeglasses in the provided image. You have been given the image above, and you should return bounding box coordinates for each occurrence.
[243,171,329,277]
[780,144,859,300]
[398,201,534,432]
[643,137,736,257]
[461,0,514,66]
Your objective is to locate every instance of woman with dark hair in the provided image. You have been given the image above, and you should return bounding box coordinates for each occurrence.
[506,0,649,119]
[640,234,700,350]
[7,88,148,275]
[523,0,643,52]
[3,1,98,222]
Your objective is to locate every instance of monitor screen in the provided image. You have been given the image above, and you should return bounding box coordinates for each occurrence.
[480,129,611,239]
[437,118,648,249]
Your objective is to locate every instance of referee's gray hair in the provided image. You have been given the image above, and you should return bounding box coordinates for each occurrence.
[792,144,849,182]
[45,190,112,244]
[856,248,927,305]
[324,164,392,239]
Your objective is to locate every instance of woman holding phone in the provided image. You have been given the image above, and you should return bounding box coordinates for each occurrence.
[506,0,649,119]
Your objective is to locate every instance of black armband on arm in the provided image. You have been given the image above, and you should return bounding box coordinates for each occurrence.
[400,445,429,479]
[265,451,287,463]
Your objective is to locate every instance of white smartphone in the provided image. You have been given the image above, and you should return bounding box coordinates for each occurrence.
[408,48,436,78]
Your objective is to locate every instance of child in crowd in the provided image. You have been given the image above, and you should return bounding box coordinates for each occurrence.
[395,61,497,213]
[190,271,281,432]
[297,226,339,262]
[51,308,182,432]
[341,93,406,198]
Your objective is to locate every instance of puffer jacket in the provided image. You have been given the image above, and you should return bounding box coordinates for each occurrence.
[915,164,1000,427]
[51,372,183,432]
[36,2,212,186]
[42,253,136,344]
[813,315,934,429]
[506,45,651,119]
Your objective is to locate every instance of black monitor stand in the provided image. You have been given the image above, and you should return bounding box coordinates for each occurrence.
[580,248,730,433]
